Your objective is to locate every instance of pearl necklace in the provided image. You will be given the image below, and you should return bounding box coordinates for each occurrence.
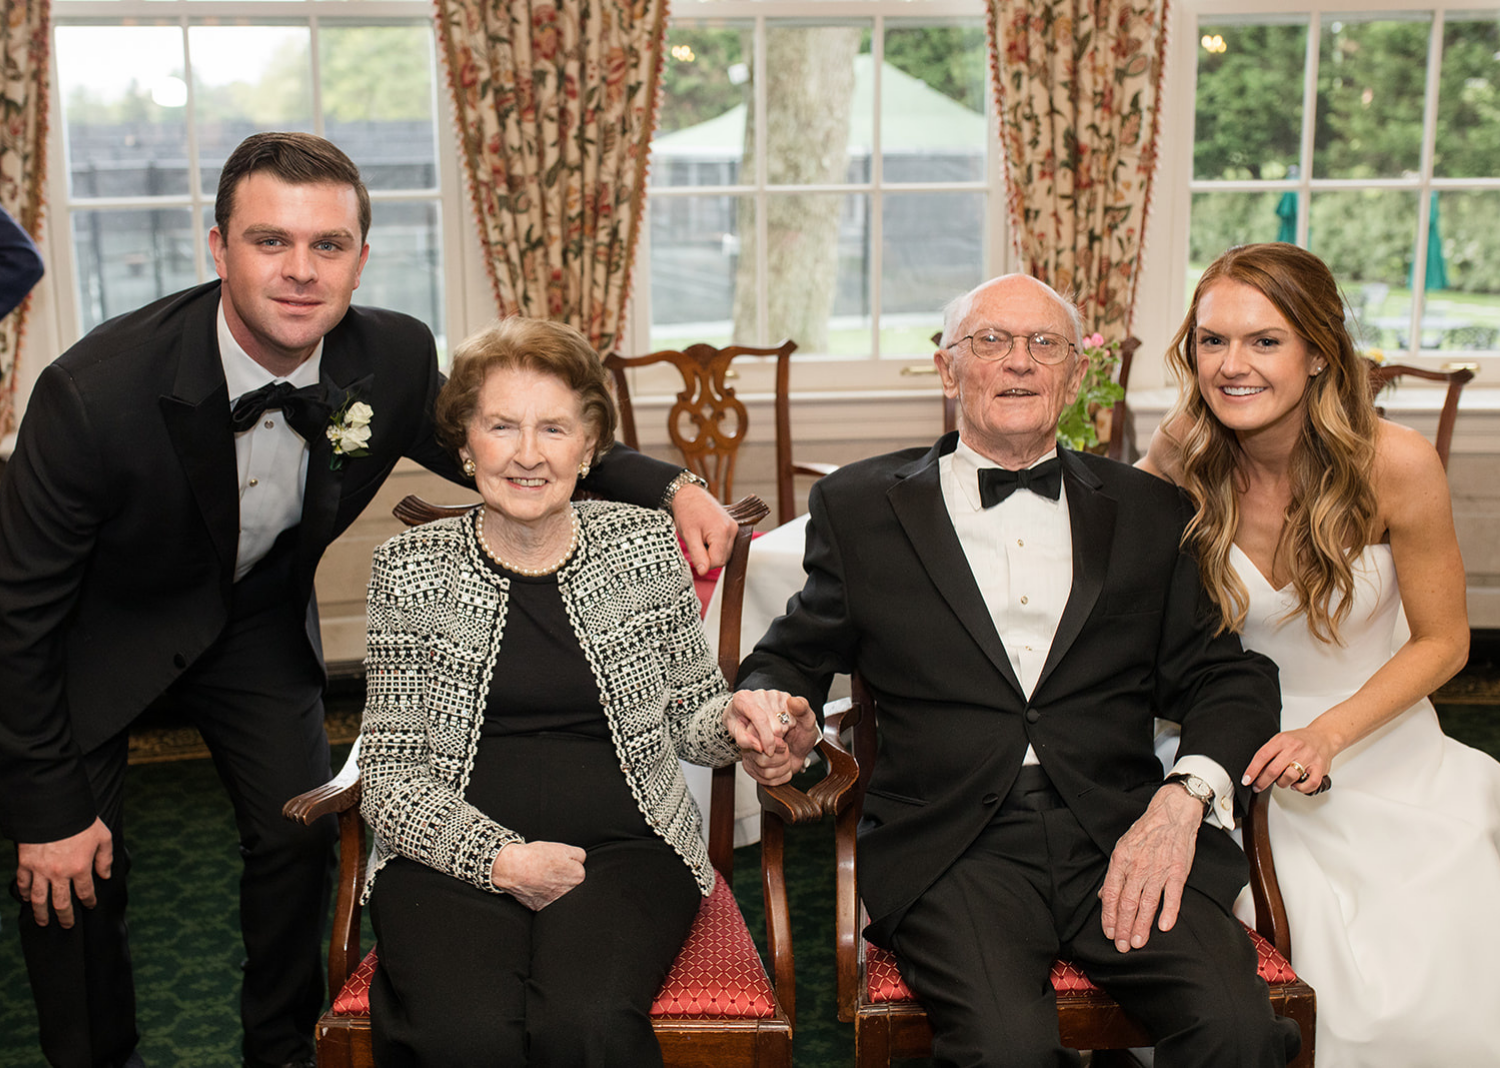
[475,508,580,576]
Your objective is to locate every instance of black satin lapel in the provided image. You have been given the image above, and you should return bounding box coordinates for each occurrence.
[887,463,1025,698]
[1035,456,1115,693]
[160,385,238,578]
[293,370,373,594]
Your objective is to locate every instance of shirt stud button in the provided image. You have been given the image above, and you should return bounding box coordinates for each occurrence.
[264,419,275,429]
[1020,595,1029,605]
[248,477,259,487]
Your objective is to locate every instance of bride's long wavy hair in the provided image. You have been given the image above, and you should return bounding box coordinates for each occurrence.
[1164,243,1378,642]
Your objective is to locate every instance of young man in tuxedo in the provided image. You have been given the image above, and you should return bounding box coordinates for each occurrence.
[737,275,1302,1066]
[0,132,733,1068]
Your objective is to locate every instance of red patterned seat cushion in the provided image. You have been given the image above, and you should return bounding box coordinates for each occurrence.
[865,925,1299,1004]
[330,871,775,1020]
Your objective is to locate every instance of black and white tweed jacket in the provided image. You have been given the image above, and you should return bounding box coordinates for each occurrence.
[358,500,740,900]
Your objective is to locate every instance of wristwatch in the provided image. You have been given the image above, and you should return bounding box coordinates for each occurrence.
[661,469,709,509]
[1163,772,1215,817]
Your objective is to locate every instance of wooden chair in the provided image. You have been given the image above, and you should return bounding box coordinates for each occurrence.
[1367,361,1475,470]
[810,674,1317,1068]
[935,333,1141,461]
[284,493,827,1067]
[605,340,835,526]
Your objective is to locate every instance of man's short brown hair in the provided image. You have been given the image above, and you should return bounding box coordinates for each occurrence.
[215,132,372,241]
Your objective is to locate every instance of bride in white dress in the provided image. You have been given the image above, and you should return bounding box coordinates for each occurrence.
[1141,242,1500,1066]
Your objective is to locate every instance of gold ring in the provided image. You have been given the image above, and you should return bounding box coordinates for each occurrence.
[1287,761,1308,783]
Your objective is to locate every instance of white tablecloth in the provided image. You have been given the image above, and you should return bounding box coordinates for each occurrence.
[683,514,850,847]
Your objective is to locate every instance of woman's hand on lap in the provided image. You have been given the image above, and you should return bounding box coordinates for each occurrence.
[490,841,587,910]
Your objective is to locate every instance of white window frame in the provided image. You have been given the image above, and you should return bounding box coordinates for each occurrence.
[1139,0,1500,391]
[626,0,1012,397]
[14,0,488,429]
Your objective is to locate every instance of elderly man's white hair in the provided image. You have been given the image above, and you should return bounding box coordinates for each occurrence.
[938,275,1085,351]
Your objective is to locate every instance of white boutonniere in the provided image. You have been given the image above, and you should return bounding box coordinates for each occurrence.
[326,398,373,470]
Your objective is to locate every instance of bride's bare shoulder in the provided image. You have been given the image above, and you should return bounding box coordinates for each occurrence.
[1136,414,1190,486]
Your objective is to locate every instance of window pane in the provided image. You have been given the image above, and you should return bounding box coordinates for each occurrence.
[1188,190,1291,271]
[1193,17,1307,180]
[360,201,445,353]
[57,26,191,199]
[649,194,747,349]
[880,191,983,357]
[765,192,869,355]
[1314,14,1431,179]
[1308,189,1416,348]
[1423,191,1500,351]
[321,25,438,191]
[72,208,197,334]
[191,25,314,195]
[654,24,752,188]
[1434,16,1500,179]
[763,22,868,186]
[881,21,987,183]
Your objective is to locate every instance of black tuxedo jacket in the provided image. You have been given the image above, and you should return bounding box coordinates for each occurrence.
[738,433,1281,945]
[0,281,674,843]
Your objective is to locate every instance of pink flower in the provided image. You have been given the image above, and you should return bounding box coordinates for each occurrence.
[1086,332,1105,348]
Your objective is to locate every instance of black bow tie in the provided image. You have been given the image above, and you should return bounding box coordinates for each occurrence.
[977,458,1063,507]
[229,381,331,442]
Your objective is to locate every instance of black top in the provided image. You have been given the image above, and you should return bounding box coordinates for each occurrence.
[478,554,609,740]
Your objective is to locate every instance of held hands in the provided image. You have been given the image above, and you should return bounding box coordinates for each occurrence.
[1098,785,1203,953]
[670,484,738,574]
[490,841,587,911]
[1242,727,1336,795]
[725,689,818,786]
[16,817,114,928]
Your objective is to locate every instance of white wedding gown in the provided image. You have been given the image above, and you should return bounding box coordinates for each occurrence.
[1233,542,1500,1066]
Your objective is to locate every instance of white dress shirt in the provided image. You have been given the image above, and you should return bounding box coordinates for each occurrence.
[219,304,323,581]
[939,438,1235,826]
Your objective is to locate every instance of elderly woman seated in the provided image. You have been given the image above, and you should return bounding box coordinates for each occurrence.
[355,317,815,1067]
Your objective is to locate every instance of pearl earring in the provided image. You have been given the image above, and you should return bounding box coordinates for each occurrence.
[578,460,591,480]
[462,458,476,477]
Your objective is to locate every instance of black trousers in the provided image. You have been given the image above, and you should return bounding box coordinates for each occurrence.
[368,845,700,1068]
[889,767,1302,1068]
[14,582,336,1068]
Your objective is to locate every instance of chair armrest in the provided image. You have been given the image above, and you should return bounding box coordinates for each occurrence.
[392,495,477,526]
[281,739,367,998]
[1243,788,1293,960]
[819,696,868,1021]
[282,737,362,825]
[791,461,839,479]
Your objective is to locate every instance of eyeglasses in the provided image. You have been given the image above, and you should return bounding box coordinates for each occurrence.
[946,329,1077,365]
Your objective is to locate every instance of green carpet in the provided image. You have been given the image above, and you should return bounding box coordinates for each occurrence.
[3,702,1497,1067]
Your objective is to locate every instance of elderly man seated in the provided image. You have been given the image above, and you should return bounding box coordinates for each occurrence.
[734,275,1304,1067]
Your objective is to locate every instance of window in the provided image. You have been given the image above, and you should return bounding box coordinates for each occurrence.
[1186,3,1500,357]
[50,1,451,352]
[639,0,1005,384]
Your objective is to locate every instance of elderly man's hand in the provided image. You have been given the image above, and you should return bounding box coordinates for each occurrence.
[1098,784,1204,952]
[725,689,818,786]
[671,483,738,574]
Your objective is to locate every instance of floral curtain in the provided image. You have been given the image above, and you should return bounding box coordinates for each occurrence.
[0,0,50,435]
[989,0,1170,334]
[434,0,667,354]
